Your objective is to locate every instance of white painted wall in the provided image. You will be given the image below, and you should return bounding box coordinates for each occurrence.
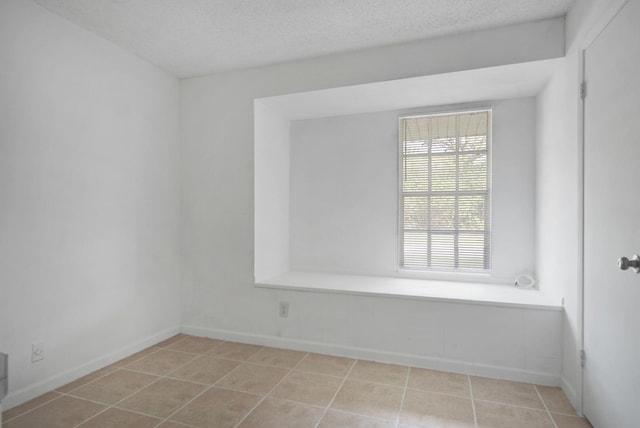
[254,101,291,281]
[0,4,573,410]
[535,0,628,411]
[182,19,565,384]
[290,98,536,283]
[0,0,181,407]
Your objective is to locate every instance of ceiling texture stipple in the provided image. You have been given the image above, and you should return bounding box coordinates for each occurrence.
[31,0,574,78]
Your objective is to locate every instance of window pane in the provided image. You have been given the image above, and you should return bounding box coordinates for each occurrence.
[460,135,487,151]
[458,195,487,231]
[459,153,487,191]
[458,233,487,269]
[402,232,428,268]
[403,139,429,155]
[403,196,428,229]
[430,155,456,191]
[399,109,491,273]
[430,196,455,230]
[402,156,429,192]
[431,234,455,268]
[431,137,456,153]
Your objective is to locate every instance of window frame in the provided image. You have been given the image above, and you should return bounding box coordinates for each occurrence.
[397,107,493,275]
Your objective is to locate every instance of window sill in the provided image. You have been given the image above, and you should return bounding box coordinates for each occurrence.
[256,271,563,311]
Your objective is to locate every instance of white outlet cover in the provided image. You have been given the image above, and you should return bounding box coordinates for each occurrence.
[31,342,44,363]
[279,302,289,317]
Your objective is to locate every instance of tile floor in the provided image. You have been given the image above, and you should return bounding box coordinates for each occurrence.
[2,334,592,428]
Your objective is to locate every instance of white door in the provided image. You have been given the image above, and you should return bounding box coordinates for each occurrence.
[583,0,640,427]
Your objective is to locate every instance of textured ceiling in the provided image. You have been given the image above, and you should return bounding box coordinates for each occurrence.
[32,0,574,78]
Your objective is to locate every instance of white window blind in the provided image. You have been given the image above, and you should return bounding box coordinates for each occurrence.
[399,110,491,271]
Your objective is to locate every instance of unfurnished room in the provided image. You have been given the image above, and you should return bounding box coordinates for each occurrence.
[0,0,639,427]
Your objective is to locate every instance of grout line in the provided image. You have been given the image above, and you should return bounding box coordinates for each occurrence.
[395,366,411,428]
[70,344,208,428]
[319,407,398,424]
[2,337,196,427]
[70,375,166,428]
[473,398,552,413]
[63,366,145,394]
[404,385,473,400]
[149,351,253,425]
[534,385,559,428]
[157,383,215,426]
[153,421,196,428]
[468,375,478,428]
[233,352,310,428]
[112,346,163,367]
[552,410,584,417]
[1,392,64,423]
[4,335,576,428]
[313,358,358,428]
[153,419,198,428]
[202,341,264,357]
[248,394,326,410]
[108,406,167,421]
[138,347,202,357]
[60,392,122,408]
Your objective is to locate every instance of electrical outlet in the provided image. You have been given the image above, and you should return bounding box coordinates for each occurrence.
[279,301,289,318]
[31,342,44,363]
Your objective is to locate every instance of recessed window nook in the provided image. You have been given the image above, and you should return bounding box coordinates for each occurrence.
[254,59,563,310]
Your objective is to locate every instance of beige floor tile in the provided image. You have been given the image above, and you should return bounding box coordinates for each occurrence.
[77,407,161,427]
[475,401,554,428]
[408,367,470,397]
[155,334,187,348]
[238,397,324,428]
[331,379,403,420]
[4,396,105,428]
[318,409,396,428]
[55,364,120,393]
[271,371,343,406]
[170,387,261,428]
[156,422,194,428]
[400,388,475,427]
[206,341,263,361]
[169,354,240,384]
[2,391,62,422]
[117,378,206,418]
[215,363,289,394]
[166,335,223,354]
[471,376,544,409]
[552,413,593,428]
[114,347,160,367]
[125,349,197,375]
[248,347,307,368]
[70,369,158,404]
[297,353,355,377]
[348,360,408,387]
[537,385,577,415]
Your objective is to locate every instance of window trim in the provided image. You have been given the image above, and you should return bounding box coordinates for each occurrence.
[397,107,493,275]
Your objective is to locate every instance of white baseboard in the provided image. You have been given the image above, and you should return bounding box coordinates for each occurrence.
[561,376,582,416]
[2,326,180,411]
[181,325,561,387]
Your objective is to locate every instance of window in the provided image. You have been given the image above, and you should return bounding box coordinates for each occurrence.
[399,110,491,272]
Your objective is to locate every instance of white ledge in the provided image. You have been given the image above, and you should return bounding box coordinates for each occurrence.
[256,271,563,311]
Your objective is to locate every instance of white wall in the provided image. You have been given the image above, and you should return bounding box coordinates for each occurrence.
[181,19,565,383]
[254,101,291,281]
[535,0,628,411]
[290,98,536,283]
[0,0,181,407]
